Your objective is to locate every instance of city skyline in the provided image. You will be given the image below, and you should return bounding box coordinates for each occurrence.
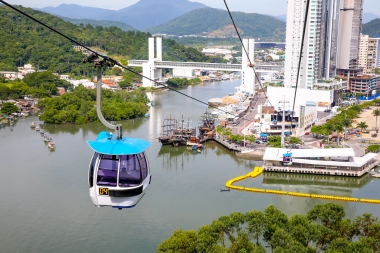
[3,0,380,16]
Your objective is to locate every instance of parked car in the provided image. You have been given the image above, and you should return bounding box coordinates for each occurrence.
[256,140,264,144]
[324,109,331,113]
[305,132,309,135]
[240,141,250,146]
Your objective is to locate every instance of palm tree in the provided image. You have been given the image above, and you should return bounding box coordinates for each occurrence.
[372,109,380,132]
[357,121,369,142]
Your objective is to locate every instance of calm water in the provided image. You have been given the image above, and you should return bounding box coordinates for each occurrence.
[1,79,380,253]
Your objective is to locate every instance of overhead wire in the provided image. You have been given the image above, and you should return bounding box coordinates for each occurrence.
[291,0,311,116]
[0,0,255,120]
[223,0,311,143]
[223,0,274,108]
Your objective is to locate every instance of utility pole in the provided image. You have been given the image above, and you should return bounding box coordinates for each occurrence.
[281,95,285,147]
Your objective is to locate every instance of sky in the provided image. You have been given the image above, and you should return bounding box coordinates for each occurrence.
[4,0,380,16]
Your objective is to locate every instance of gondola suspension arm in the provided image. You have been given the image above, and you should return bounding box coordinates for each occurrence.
[84,53,123,139]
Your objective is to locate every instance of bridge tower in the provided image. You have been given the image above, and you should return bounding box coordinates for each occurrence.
[241,38,260,95]
[142,37,163,87]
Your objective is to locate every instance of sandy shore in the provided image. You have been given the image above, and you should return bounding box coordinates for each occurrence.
[352,106,380,142]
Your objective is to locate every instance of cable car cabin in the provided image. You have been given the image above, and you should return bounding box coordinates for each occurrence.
[282,152,292,166]
[87,132,151,209]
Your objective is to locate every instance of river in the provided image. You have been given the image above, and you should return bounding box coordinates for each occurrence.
[1,79,380,253]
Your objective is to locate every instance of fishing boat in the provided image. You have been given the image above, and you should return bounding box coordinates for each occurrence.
[43,134,51,142]
[35,126,40,131]
[30,121,35,128]
[48,141,55,150]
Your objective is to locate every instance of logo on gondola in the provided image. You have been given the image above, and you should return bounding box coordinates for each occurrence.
[99,188,109,195]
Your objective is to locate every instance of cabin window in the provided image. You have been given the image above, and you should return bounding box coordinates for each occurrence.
[97,155,119,187]
[89,152,99,188]
[138,152,148,180]
[119,155,141,187]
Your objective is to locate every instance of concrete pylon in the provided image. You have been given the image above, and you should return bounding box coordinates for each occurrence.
[143,37,163,87]
[241,38,256,95]
[156,37,162,61]
[148,37,155,66]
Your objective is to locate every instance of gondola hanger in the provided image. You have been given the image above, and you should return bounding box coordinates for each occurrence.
[85,54,151,210]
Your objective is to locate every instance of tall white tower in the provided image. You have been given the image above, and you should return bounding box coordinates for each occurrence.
[285,0,340,89]
[241,38,258,95]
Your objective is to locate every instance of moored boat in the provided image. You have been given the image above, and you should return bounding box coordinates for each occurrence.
[30,121,35,128]
[48,141,55,150]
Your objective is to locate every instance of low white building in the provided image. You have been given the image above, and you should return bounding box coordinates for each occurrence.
[263,148,380,177]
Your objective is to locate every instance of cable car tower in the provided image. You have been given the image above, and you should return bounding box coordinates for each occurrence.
[84,53,151,210]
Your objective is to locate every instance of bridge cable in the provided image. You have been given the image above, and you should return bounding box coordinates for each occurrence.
[1,0,258,123]
[223,0,274,108]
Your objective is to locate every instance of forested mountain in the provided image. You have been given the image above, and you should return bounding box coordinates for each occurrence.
[40,0,208,31]
[147,8,286,41]
[362,12,380,24]
[0,5,222,75]
[362,18,380,38]
[61,17,136,32]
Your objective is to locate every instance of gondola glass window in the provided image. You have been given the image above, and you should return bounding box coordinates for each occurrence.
[119,155,141,187]
[138,153,148,180]
[89,153,99,187]
[97,155,119,186]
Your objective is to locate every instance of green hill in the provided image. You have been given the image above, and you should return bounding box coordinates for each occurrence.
[61,17,136,31]
[0,5,220,75]
[147,8,286,41]
[362,18,380,37]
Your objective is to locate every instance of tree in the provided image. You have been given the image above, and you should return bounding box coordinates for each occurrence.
[357,121,369,142]
[372,108,380,131]
[0,102,19,114]
[246,210,266,246]
[324,124,335,146]
[157,229,197,253]
[0,85,10,101]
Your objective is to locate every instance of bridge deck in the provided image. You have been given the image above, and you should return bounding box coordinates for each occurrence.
[128,60,281,72]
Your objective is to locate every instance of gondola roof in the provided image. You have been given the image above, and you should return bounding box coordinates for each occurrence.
[87,131,150,155]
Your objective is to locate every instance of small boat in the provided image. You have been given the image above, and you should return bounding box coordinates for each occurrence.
[43,135,50,142]
[48,141,55,150]
[371,173,380,178]
[30,122,35,128]
[40,129,44,134]
[197,149,201,153]
[220,189,230,192]
[35,126,40,131]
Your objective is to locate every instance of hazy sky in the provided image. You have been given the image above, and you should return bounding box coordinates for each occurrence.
[4,0,380,16]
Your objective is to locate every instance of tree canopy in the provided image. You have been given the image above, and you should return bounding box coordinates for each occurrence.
[38,85,149,124]
[158,203,380,253]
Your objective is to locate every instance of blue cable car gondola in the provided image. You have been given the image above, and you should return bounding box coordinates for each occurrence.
[282,151,292,166]
[88,132,151,209]
[85,55,151,209]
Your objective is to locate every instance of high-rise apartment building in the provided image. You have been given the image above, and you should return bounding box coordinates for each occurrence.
[336,0,363,69]
[358,34,379,74]
[284,0,340,89]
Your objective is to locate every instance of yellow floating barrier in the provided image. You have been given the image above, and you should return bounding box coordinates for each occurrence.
[245,187,265,193]
[266,189,287,195]
[360,199,380,204]
[288,192,311,198]
[224,167,378,205]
